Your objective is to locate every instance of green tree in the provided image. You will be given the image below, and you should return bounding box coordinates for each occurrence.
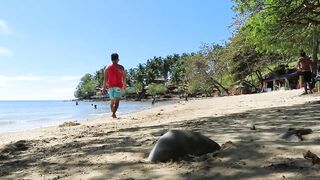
[232,0,320,65]
[146,83,167,96]
[74,73,98,99]
[94,68,105,88]
[146,83,167,103]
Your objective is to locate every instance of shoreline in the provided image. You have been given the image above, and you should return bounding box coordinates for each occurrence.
[0,99,176,136]
[1,89,320,179]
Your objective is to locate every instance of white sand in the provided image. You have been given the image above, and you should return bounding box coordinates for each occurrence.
[1,89,320,179]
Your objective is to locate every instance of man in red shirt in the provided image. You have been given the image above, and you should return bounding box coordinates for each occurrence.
[103,53,126,118]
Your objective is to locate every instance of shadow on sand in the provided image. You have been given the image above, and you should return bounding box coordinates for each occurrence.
[1,100,320,179]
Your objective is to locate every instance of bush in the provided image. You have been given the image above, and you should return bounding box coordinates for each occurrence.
[124,87,136,95]
[187,80,203,95]
[146,83,167,96]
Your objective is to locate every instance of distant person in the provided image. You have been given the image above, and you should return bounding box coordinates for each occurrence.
[94,104,97,109]
[76,101,79,106]
[103,53,126,118]
[297,51,313,94]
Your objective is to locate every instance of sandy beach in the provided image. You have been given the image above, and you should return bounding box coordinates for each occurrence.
[1,89,320,179]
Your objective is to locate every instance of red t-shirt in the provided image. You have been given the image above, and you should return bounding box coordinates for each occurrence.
[107,63,124,88]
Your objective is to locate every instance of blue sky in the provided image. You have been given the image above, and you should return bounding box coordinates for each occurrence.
[0,0,234,100]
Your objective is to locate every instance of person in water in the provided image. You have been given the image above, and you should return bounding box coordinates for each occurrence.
[103,53,126,118]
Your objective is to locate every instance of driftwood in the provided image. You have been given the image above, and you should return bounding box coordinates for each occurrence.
[303,150,320,165]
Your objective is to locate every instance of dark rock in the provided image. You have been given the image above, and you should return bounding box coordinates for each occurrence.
[280,128,312,142]
[148,130,220,163]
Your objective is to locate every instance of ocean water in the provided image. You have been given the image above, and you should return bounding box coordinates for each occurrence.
[0,100,161,134]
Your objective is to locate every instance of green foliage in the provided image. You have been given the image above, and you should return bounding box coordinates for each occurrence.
[124,87,136,95]
[219,73,235,88]
[232,0,320,59]
[146,83,167,96]
[94,68,105,88]
[74,73,99,99]
[133,82,144,95]
[75,1,320,99]
[187,80,203,95]
[237,33,277,79]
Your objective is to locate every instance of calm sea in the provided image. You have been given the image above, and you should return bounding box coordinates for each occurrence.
[0,100,160,134]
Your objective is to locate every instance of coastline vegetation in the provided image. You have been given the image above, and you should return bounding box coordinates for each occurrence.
[75,0,320,100]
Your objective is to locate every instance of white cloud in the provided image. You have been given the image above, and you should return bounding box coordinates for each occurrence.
[60,76,82,81]
[0,19,10,34]
[0,75,44,82]
[0,75,43,88]
[0,74,81,100]
[0,47,13,56]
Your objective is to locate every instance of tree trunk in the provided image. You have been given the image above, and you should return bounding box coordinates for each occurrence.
[211,79,230,95]
[255,70,263,90]
[312,28,319,73]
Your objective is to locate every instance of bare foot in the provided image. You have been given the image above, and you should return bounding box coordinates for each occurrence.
[112,114,117,118]
[301,92,308,95]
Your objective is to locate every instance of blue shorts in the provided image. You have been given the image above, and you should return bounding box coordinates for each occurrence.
[108,87,122,99]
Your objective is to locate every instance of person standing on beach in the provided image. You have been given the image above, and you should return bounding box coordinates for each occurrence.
[103,53,126,118]
[297,51,313,94]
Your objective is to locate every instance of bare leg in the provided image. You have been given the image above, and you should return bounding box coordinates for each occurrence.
[304,82,308,94]
[308,83,313,94]
[110,99,116,118]
[110,99,120,118]
[113,99,120,117]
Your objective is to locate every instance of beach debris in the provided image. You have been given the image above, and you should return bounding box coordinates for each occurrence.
[280,128,312,142]
[59,121,80,127]
[265,158,309,170]
[148,130,220,163]
[303,150,320,165]
[220,141,235,150]
[266,162,305,170]
[1,140,30,153]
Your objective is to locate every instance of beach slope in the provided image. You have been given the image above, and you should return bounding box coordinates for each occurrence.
[1,90,320,179]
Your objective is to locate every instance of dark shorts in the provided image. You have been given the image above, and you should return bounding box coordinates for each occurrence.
[301,71,312,83]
